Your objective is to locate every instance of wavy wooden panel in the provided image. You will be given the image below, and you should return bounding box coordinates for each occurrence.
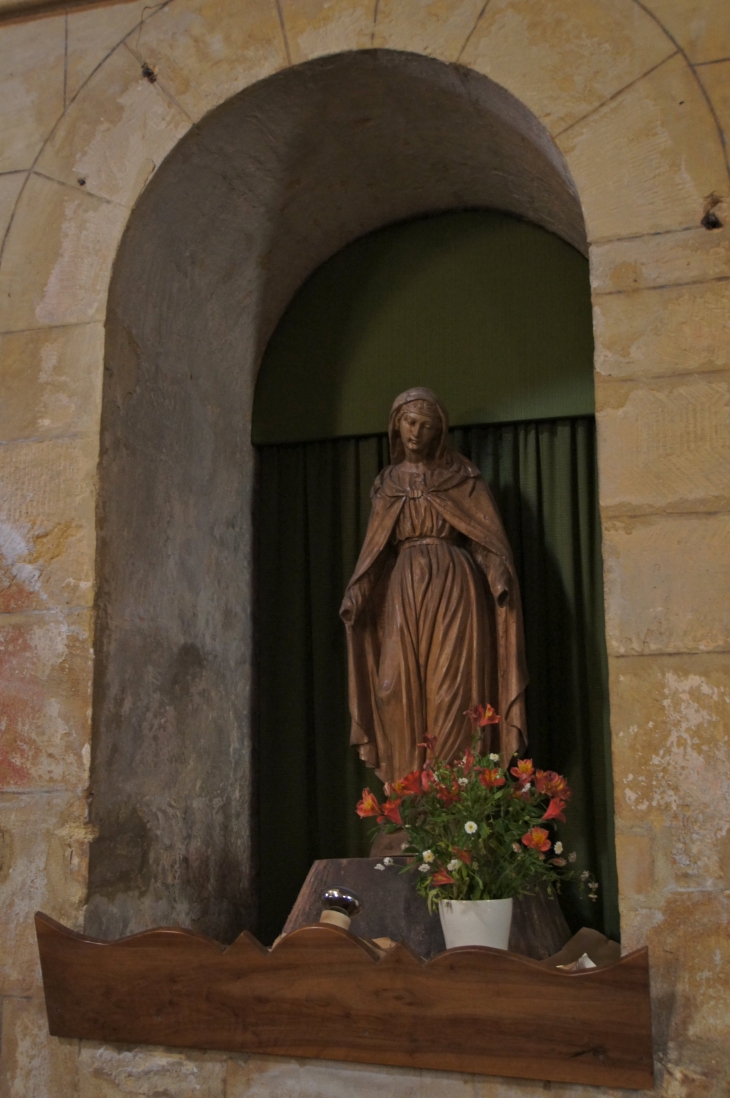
[35,913,653,1089]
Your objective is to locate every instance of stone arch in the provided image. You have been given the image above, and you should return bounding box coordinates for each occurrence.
[84,48,595,940]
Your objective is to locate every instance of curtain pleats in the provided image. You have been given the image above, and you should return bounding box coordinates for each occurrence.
[255,417,618,945]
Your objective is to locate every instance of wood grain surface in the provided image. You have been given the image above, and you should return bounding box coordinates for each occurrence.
[282,857,572,959]
[35,912,654,1089]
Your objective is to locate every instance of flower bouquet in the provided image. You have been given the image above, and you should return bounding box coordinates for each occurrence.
[356,706,598,924]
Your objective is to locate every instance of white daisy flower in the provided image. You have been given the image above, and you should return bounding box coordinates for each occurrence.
[458,777,469,786]
[383,857,394,866]
[489,753,500,762]
[512,842,521,853]
[581,870,590,881]
[419,863,430,873]
[554,841,563,854]
[447,859,460,872]
[568,851,577,863]
[422,849,435,863]
[374,863,385,871]
[464,821,478,834]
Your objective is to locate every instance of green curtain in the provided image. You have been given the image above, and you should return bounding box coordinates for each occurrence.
[255,416,619,945]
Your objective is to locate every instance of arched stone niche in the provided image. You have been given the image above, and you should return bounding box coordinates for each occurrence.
[87,49,587,941]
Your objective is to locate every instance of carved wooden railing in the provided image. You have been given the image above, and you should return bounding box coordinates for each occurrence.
[35,912,654,1089]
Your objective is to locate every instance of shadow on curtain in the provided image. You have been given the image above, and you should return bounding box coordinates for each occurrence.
[255,416,618,946]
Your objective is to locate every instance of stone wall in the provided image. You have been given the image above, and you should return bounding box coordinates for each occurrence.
[0,1,728,1096]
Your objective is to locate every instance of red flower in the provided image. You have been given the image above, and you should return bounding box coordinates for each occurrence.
[431,867,456,886]
[541,798,567,823]
[390,769,423,797]
[535,769,571,801]
[356,789,381,818]
[452,846,472,865]
[421,768,436,792]
[462,746,477,775]
[465,704,500,728]
[510,758,534,785]
[418,733,438,757]
[378,797,403,826]
[435,782,461,808]
[479,767,506,789]
[521,826,552,853]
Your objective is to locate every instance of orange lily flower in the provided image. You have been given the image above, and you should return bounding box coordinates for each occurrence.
[431,867,456,886]
[479,767,506,789]
[535,769,571,801]
[541,797,567,823]
[356,789,381,818]
[378,797,403,826]
[390,769,423,797]
[510,758,534,784]
[436,782,461,808]
[452,846,472,865]
[521,826,552,853]
[465,704,500,727]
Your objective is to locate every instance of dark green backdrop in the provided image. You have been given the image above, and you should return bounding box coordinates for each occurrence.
[253,211,595,443]
[255,421,619,945]
[252,211,618,947]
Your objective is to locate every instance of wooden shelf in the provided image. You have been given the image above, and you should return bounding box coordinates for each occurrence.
[35,912,654,1090]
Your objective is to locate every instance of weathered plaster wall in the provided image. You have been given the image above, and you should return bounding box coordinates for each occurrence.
[0,1,728,1096]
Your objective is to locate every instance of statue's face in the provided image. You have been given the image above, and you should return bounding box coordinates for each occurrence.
[398,405,440,461]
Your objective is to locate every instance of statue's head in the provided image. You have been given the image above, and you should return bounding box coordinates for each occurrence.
[388,388,449,464]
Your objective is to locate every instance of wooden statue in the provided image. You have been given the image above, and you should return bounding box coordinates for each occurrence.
[340,388,528,782]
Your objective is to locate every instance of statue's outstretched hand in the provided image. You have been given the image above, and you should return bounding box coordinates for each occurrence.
[491,558,512,608]
[340,594,358,625]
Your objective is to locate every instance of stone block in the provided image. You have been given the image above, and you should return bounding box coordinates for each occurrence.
[602,513,730,656]
[593,279,730,379]
[609,652,730,890]
[647,0,730,65]
[66,0,155,102]
[557,53,726,241]
[474,1075,615,1098]
[36,44,190,209]
[77,1044,226,1098]
[595,372,730,514]
[226,1055,475,1098]
[0,610,92,791]
[614,831,655,899]
[126,0,288,123]
[0,436,98,614]
[0,173,127,332]
[373,0,486,62]
[0,791,90,995]
[644,890,730,1085]
[0,170,26,245]
[590,224,730,294]
[0,16,65,173]
[0,995,79,1098]
[461,0,672,136]
[279,0,374,64]
[0,323,103,443]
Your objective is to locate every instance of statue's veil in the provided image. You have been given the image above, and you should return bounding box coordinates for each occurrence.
[387,387,450,464]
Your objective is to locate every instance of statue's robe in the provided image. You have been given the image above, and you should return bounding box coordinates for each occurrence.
[340,452,528,782]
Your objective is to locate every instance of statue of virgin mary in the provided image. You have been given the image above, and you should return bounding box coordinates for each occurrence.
[340,388,528,783]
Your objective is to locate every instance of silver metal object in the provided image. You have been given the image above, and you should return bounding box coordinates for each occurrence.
[321,887,362,920]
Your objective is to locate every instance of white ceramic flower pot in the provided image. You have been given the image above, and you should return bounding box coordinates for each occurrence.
[438,898,513,950]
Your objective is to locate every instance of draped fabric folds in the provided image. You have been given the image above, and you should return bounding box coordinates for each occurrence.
[255,417,618,945]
